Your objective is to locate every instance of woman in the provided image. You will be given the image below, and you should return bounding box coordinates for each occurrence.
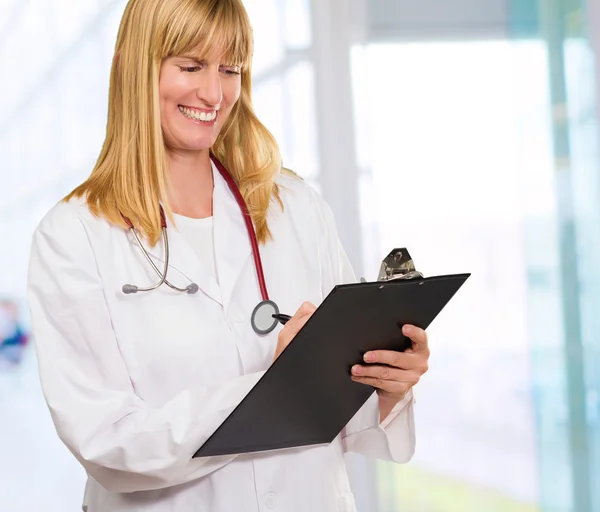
[27,0,430,510]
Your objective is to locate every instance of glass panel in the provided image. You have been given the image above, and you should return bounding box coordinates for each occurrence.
[253,76,286,153]
[508,0,600,510]
[283,0,312,49]
[0,1,19,28]
[282,60,318,180]
[352,40,544,511]
[0,0,53,121]
[243,0,285,75]
[253,60,318,182]
[57,38,108,173]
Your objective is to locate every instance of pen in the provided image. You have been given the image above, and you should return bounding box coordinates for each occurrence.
[272,313,292,325]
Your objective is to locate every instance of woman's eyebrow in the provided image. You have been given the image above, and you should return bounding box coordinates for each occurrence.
[178,55,204,63]
[175,55,239,66]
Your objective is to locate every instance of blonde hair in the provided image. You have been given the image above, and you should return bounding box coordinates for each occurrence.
[66,0,283,245]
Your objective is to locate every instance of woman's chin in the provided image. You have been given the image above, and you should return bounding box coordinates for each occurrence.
[169,139,218,153]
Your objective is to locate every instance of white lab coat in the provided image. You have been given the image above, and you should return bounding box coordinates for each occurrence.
[27,163,415,512]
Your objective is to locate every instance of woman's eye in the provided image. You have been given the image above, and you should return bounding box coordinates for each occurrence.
[180,66,202,73]
[221,67,241,76]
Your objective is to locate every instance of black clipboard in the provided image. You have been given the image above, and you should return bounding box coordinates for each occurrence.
[193,272,470,458]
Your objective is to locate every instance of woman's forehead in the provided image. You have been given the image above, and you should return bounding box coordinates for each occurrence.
[170,36,248,66]
[162,15,250,65]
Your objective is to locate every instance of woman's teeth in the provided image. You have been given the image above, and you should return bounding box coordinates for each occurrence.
[179,106,217,122]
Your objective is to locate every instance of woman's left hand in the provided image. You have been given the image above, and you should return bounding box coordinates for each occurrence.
[351,324,429,409]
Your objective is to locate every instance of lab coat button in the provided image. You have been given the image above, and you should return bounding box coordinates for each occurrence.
[265,493,278,509]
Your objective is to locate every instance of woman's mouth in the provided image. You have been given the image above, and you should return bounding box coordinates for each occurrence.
[178,105,218,124]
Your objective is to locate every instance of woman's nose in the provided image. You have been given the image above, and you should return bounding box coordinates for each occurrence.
[196,68,223,106]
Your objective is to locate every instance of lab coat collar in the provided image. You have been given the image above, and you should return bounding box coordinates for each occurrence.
[211,159,253,313]
[125,160,253,310]
[126,217,223,304]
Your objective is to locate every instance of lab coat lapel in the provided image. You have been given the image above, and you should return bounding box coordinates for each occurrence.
[212,161,253,313]
[126,212,222,305]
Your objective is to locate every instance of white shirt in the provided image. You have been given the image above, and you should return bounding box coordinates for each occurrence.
[172,214,218,284]
[27,163,415,512]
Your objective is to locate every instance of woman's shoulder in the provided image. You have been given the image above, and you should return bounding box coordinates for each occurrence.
[275,169,329,213]
[274,169,338,235]
[33,196,106,241]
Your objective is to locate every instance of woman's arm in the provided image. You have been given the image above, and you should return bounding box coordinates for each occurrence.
[28,205,264,493]
[309,188,417,463]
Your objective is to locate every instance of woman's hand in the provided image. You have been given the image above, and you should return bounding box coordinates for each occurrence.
[272,302,317,362]
[351,324,429,418]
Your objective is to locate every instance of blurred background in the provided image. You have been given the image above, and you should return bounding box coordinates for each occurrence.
[1,0,600,510]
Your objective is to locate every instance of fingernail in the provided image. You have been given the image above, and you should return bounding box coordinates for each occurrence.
[352,365,362,375]
[364,352,375,363]
[403,325,412,336]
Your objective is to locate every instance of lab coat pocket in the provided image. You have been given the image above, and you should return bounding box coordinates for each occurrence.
[337,492,357,512]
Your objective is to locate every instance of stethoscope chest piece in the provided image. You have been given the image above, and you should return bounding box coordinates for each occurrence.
[251,300,280,335]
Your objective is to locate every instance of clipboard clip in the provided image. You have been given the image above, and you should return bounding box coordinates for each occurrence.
[377,248,424,282]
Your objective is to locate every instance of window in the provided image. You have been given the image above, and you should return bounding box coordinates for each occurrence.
[352,40,546,510]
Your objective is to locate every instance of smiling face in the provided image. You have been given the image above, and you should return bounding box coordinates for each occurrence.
[158,50,242,155]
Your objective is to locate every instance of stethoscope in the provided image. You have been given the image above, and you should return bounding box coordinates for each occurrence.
[121,155,286,335]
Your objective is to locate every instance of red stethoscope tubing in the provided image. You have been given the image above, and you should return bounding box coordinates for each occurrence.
[210,156,269,302]
[121,155,270,302]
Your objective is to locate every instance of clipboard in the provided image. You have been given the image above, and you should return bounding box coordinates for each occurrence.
[193,270,470,458]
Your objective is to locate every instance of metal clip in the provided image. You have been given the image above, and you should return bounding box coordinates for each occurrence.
[377,248,424,282]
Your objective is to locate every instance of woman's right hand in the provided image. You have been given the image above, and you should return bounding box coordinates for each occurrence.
[272,302,317,362]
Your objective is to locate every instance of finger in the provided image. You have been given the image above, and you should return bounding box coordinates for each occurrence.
[274,302,316,361]
[402,324,429,354]
[352,363,406,382]
[363,350,417,369]
[283,311,312,338]
[351,375,414,394]
[280,307,314,342]
[282,302,316,335]
[352,365,421,385]
[295,301,317,318]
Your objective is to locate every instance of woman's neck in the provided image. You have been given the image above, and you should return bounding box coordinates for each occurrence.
[166,148,214,219]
